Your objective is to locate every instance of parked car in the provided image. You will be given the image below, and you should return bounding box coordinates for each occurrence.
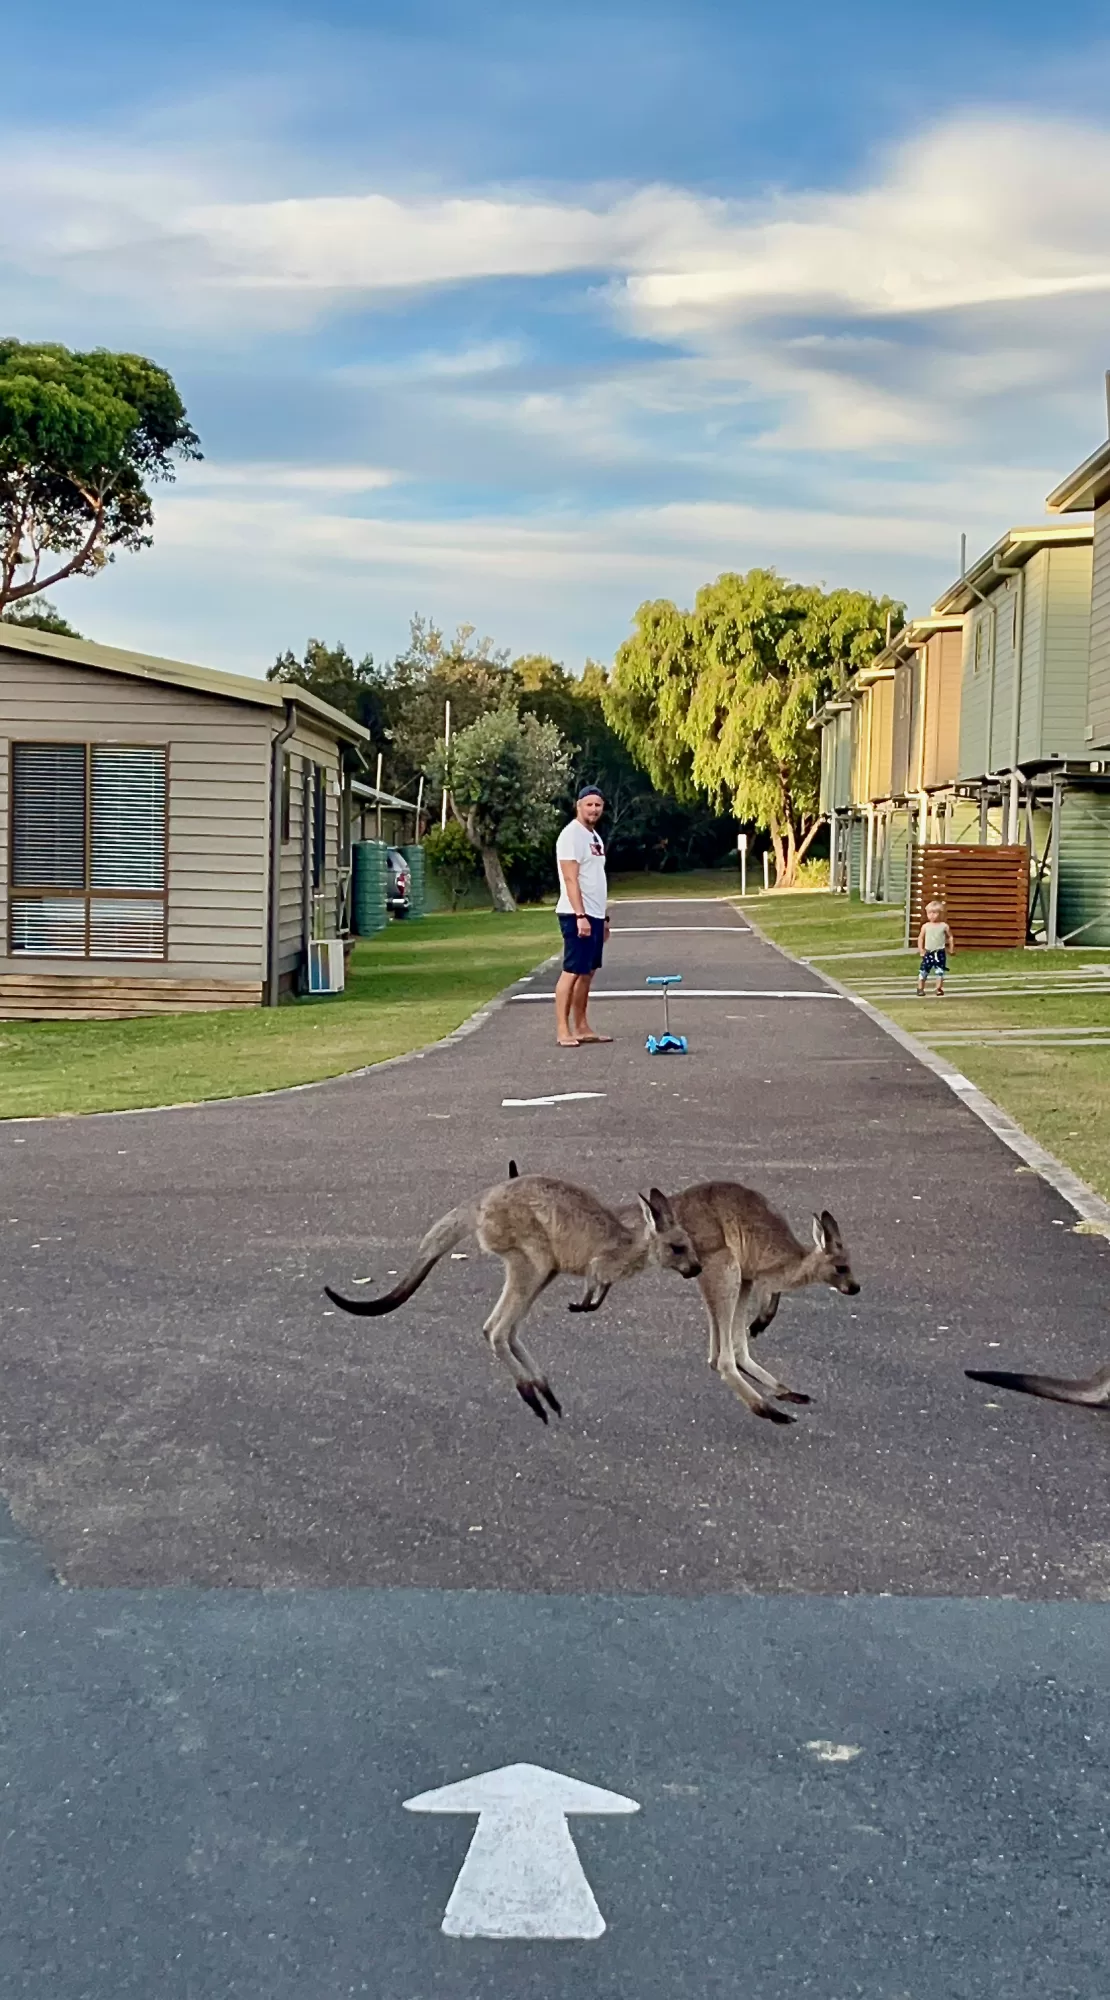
[385,846,410,915]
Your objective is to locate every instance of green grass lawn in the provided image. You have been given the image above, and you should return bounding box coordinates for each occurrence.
[741,891,1110,1199]
[0,909,557,1121]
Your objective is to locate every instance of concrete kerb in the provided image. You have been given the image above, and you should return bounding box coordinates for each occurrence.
[737,903,1110,1238]
[2,953,562,1128]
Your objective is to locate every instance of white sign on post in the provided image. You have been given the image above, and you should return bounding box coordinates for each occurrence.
[404,1762,640,1939]
[737,831,748,896]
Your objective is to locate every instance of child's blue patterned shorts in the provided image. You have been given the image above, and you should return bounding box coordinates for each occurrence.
[919,949,947,979]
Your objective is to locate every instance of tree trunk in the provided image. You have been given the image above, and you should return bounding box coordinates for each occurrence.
[480,845,517,912]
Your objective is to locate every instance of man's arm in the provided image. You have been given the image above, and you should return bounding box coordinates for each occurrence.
[559,859,592,932]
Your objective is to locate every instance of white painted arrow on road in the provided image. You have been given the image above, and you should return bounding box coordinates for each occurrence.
[404,1761,639,1938]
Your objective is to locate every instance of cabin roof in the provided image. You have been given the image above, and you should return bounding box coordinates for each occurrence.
[0,621,371,743]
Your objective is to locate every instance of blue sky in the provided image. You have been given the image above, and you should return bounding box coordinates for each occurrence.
[6,0,1110,675]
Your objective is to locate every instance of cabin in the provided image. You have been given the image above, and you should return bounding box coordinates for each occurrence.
[816,614,964,900]
[0,624,370,1018]
[933,523,1094,819]
[1043,427,1110,942]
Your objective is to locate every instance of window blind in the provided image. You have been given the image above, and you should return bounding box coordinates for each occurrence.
[11,744,86,887]
[10,743,168,959]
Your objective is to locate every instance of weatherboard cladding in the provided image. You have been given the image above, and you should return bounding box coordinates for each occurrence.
[1086,501,1110,748]
[956,546,1092,780]
[1057,789,1110,947]
[1040,543,1093,761]
[923,629,963,790]
[0,645,271,985]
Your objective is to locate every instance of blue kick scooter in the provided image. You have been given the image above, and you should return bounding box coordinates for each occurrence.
[645,973,688,1054]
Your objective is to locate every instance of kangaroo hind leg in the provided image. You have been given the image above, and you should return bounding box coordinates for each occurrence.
[733,1285,809,1406]
[484,1254,560,1423]
[703,1264,793,1423]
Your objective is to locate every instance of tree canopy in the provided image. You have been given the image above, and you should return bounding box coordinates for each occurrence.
[0,340,201,613]
[604,568,902,885]
[267,638,392,743]
[1,593,81,637]
[431,706,570,911]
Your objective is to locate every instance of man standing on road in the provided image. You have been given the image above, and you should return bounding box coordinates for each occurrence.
[554,785,612,1047]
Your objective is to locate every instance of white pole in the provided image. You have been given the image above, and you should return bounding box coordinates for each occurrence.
[375,751,383,842]
[741,848,747,897]
[762,849,770,892]
[440,699,451,830]
[415,774,425,840]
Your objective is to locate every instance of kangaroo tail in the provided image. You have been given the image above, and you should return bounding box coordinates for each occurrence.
[325,1203,477,1316]
[966,1365,1110,1407]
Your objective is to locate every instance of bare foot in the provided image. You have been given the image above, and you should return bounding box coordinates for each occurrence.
[574,1032,612,1043]
[556,1036,580,1047]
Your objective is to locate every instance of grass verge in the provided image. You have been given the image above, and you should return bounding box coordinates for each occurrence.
[739,891,1110,1201]
[0,909,556,1121]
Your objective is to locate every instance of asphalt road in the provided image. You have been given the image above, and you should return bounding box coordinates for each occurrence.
[2,896,1109,1997]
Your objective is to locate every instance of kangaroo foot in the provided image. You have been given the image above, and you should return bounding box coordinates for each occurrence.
[754,1402,796,1425]
[568,1291,596,1313]
[539,1380,563,1417]
[774,1387,810,1404]
[517,1383,550,1424]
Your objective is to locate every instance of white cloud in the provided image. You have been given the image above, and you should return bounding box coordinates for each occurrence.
[187,462,398,493]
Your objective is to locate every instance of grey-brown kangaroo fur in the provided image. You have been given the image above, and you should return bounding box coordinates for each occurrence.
[966,1362,1110,1408]
[325,1172,701,1423]
[669,1182,859,1423]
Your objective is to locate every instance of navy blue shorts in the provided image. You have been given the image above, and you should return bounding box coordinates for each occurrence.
[919,949,947,978]
[559,913,606,974]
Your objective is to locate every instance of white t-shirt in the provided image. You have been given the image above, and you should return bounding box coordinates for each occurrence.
[555,818,607,918]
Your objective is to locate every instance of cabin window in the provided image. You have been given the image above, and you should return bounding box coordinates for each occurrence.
[9,743,168,959]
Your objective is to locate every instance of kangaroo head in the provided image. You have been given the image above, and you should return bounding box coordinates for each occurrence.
[811,1210,860,1295]
[637,1187,702,1279]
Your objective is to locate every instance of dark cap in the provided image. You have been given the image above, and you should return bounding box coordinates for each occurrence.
[577,784,605,802]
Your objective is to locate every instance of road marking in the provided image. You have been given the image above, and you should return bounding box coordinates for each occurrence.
[404,1762,639,1939]
[804,1740,863,1764]
[509,989,840,1002]
[610,925,751,933]
[501,1091,607,1106]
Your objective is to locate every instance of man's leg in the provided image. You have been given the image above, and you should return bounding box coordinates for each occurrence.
[555,970,580,1045]
[568,971,594,1038]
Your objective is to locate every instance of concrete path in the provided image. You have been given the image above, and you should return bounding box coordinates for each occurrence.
[2,899,1109,1995]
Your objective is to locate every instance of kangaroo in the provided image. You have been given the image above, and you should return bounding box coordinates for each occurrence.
[511,1158,785,1341]
[325,1173,702,1423]
[670,1183,860,1424]
[966,1362,1110,1408]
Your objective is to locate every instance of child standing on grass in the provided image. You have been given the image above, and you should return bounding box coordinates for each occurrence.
[917,899,953,997]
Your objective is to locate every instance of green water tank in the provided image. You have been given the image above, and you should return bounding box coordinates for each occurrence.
[352,841,388,934]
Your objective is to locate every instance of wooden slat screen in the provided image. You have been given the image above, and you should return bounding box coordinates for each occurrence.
[909,844,1029,949]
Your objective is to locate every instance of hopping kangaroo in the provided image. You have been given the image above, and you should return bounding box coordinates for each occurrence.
[325,1173,701,1423]
[966,1361,1110,1409]
[671,1183,859,1424]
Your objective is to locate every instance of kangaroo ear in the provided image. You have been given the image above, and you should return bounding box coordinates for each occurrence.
[820,1209,841,1247]
[812,1213,825,1249]
[637,1192,659,1234]
[646,1186,676,1230]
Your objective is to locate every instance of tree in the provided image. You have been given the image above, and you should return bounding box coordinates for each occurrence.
[0,340,200,613]
[605,569,902,887]
[1,594,81,636]
[268,638,393,748]
[432,707,570,912]
[422,821,480,910]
